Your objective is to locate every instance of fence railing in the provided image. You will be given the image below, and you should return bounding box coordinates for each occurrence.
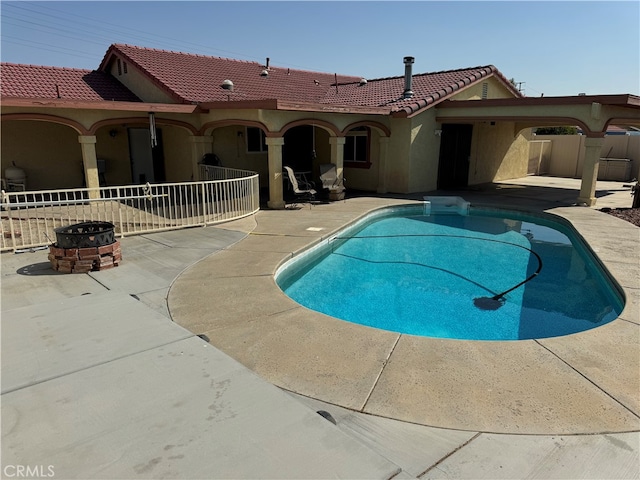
[1,167,260,252]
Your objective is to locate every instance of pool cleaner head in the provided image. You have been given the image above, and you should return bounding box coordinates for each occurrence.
[473,248,543,311]
[473,295,505,311]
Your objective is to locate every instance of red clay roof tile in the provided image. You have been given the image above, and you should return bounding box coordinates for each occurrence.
[322,66,521,115]
[101,44,520,114]
[102,44,363,104]
[2,44,521,117]
[0,63,140,102]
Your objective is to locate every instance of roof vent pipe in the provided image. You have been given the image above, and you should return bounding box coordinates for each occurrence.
[403,56,415,99]
[266,57,270,69]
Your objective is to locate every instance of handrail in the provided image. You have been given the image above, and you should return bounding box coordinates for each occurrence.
[1,168,260,252]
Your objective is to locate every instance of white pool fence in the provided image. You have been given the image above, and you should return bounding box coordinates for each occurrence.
[1,166,259,252]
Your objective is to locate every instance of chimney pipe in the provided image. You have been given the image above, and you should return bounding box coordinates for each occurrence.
[266,57,270,69]
[403,56,415,99]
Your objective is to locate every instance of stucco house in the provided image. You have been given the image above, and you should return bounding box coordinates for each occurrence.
[2,43,639,208]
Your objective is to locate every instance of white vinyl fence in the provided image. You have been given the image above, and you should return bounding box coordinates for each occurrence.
[1,166,259,252]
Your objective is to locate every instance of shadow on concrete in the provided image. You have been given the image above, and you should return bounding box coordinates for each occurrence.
[17,262,61,276]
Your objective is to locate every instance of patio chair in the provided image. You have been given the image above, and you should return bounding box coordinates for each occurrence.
[319,163,346,201]
[201,153,222,166]
[284,166,316,202]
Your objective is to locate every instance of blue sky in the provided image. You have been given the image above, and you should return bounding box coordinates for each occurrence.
[1,1,638,97]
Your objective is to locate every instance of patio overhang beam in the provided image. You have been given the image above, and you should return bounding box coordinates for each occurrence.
[435,94,640,136]
[434,114,596,136]
[200,99,391,115]
[0,97,201,114]
[439,94,640,109]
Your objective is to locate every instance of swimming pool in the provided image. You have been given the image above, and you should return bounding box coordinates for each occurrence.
[276,203,624,341]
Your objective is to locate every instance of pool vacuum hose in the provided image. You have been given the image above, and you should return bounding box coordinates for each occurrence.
[473,248,543,311]
[330,233,543,312]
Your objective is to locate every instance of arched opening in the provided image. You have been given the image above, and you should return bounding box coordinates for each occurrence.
[340,122,390,193]
[91,117,198,185]
[1,119,84,190]
[204,122,270,203]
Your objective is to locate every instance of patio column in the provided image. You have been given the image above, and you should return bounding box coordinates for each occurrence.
[189,136,213,180]
[377,137,390,194]
[329,136,346,183]
[78,135,100,199]
[266,136,286,209]
[577,136,605,206]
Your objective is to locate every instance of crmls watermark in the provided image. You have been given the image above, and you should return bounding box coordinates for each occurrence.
[2,465,55,478]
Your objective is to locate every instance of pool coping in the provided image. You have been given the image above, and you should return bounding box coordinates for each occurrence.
[168,194,639,435]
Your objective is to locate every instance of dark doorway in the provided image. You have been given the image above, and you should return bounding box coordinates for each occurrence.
[437,124,473,189]
[128,128,165,184]
[283,126,314,172]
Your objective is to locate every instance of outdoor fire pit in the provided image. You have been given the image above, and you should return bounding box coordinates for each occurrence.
[48,221,122,273]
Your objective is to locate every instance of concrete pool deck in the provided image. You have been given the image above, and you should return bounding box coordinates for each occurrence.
[2,176,638,478]
[170,177,639,437]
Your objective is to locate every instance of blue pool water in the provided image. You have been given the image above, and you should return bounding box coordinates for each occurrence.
[276,205,624,341]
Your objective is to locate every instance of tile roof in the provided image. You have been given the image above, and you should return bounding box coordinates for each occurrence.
[0,63,140,102]
[2,44,521,117]
[101,44,363,104]
[100,45,520,115]
[323,66,521,115]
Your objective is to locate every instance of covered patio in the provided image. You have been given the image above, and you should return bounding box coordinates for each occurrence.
[435,94,640,205]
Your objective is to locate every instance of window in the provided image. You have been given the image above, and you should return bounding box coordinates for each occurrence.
[344,127,370,167]
[246,127,267,153]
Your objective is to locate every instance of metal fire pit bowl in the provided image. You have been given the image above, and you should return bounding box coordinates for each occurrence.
[54,221,115,249]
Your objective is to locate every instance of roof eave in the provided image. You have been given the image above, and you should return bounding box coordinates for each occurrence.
[439,94,640,109]
[0,97,201,113]
[201,99,391,115]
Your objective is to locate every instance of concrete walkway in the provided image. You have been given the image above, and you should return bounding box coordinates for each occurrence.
[2,177,638,478]
[1,229,401,478]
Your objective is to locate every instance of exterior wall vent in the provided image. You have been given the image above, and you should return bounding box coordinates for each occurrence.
[482,82,488,99]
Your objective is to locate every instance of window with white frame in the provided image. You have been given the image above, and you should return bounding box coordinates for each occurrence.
[344,127,369,165]
[246,127,267,153]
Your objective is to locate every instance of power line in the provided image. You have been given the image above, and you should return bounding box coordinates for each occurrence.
[2,2,265,62]
[0,38,97,62]
[1,18,112,47]
[1,2,320,71]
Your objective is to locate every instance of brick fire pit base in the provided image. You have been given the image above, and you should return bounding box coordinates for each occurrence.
[49,240,122,274]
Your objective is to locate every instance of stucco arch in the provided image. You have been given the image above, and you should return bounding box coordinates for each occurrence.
[200,119,269,136]
[278,119,340,137]
[605,117,640,131]
[342,120,391,137]
[1,113,90,135]
[517,117,601,137]
[90,117,198,135]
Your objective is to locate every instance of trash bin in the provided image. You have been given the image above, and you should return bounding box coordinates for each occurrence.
[598,158,632,182]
